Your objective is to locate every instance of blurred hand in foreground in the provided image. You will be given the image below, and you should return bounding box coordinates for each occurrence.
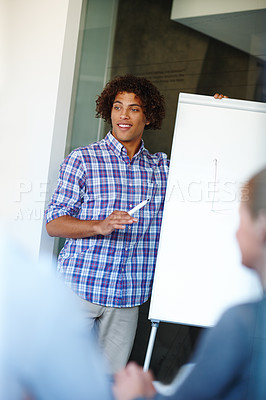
[113,362,156,400]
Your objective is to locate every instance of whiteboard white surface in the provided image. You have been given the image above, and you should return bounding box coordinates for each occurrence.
[149,93,266,328]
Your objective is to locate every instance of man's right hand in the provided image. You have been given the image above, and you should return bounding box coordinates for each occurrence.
[97,211,137,235]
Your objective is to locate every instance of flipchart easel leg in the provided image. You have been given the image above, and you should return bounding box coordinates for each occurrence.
[143,320,160,371]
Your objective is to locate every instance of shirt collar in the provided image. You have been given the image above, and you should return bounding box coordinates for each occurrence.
[105,131,145,159]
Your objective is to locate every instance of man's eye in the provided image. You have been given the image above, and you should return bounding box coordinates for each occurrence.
[114,105,120,110]
[131,108,139,112]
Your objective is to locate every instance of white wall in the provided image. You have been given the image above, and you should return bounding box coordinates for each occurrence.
[0,0,82,259]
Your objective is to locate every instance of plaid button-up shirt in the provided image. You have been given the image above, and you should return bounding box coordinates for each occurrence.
[45,132,169,307]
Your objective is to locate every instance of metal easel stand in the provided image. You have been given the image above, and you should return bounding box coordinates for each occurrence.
[143,319,160,371]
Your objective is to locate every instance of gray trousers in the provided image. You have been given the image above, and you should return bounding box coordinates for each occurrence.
[78,298,139,374]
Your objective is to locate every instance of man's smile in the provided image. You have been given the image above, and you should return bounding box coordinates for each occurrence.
[117,123,132,128]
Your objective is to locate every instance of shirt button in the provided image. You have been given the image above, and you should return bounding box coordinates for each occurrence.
[129,204,133,208]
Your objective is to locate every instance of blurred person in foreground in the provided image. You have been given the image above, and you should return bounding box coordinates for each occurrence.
[0,229,114,400]
[113,167,266,400]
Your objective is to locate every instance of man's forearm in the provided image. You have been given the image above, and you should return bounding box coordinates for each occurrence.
[46,215,102,239]
[46,211,137,238]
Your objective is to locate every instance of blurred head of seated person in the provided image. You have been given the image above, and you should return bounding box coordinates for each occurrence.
[0,229,114,400]
[113,167,266,400]
[237,170,266,285]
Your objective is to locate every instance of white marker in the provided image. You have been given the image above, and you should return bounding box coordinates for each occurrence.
[128,199,150,216]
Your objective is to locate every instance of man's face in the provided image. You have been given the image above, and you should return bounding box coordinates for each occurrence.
[111,92,150,150]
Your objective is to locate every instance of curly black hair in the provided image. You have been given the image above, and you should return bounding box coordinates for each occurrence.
[95,74,165,130]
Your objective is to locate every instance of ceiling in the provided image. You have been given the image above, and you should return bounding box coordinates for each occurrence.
[171,4,266,61]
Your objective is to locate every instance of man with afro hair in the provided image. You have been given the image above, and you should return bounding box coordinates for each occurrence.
[45,75,169,373]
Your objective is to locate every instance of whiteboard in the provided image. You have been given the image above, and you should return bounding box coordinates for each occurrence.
[149,93,266,328]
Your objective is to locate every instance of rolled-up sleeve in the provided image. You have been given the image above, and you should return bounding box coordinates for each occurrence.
[45,151,86,223]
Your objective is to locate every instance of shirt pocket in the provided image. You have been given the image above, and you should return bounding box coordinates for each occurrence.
[80,178,119,220]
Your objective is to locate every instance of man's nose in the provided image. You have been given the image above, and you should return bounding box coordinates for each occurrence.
[120,109,129,119]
